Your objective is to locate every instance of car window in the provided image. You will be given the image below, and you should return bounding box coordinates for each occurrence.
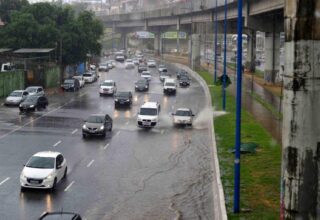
[87,116,104,123]
[56,155,63,166]
[176,110,192,116]
[26,156,55,169]
[38,88,43,92]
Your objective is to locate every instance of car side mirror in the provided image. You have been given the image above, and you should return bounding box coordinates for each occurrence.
[56,165,62,169]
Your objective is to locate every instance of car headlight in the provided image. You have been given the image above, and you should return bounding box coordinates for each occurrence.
[30,105,34,108]
[135,85,138,88]
[126,99,130,102]
[145,86,148,88]
[100,125,104,130]
[45,174,54,180]
[82,124,87,129]
[137,116,142,121]
[20,172,27,179]
[19,104,22,107]
[115,99,118,102]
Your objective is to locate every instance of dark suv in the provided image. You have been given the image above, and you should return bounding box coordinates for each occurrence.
[179,75,191,87]
[61,79,80,92]
[82,114,113,138]
[114,91,133,108]
[19,95,48,112]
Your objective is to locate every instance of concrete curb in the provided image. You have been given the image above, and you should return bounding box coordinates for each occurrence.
[173,63,228,220]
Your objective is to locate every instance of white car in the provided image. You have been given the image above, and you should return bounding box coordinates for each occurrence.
[83,72,95,83]
[5,90,29,106]
[141,71,151,81]
[72,75,85,88]
[99,80,117,96]
[109,60,116,67]
[25,86,45,96]
[137,102,160,128]
[20,151,67,190]
[98,63,109,72]
[172,108,195,126]
[133,58,139,65]
[158,64,168,73]
[125,59,135,69]
[147,60,156,67]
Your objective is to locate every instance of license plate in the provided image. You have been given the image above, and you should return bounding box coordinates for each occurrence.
[30,180,39,184]
[143,122,151,126]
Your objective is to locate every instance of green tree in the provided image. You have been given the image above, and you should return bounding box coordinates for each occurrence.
[0,0,29,23]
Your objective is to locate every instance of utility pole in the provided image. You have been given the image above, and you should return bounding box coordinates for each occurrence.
[281,1,320,219]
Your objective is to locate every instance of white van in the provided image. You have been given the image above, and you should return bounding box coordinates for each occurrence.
[137,102,160,128]
[163,78,177,95]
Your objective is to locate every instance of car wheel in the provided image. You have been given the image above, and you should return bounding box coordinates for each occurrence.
[63,167,67,179]
[82,133,87,139]
[51,178,57,191]
[20,186,26,192]
[109,125,112,131]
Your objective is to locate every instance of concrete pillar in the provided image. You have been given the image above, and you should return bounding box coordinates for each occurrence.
[281,2,320,219]
[120,33,127,50]
[154,32,161,56]
[246,30,256,73]
[176,31,180,54]
[264,32,280,83]
[191,34,200,70]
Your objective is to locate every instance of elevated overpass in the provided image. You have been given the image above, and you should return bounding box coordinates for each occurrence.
[98,0,284,84]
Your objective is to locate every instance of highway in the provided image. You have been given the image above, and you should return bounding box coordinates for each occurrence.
[0,60,216,220]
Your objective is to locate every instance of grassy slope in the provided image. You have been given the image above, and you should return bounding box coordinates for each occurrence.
[198,71,281,219]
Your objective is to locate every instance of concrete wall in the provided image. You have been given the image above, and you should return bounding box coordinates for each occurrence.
[0,70,25,98]
[45,67,60,88]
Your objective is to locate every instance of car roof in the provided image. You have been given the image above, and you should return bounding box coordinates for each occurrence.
[26,86,42,89]
[142,71,150,74]
[164,78,175,82]
[33,151,61,158]
[176,108,191,112]
[141,102,158,108]
[11,90,25,93]
[103,80,114,83]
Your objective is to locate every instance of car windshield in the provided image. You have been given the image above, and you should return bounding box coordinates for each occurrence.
[180,76,189,80]
[86,116,104,123]
[176,110,192,116]
[102,82,114,86]
[165,82,175,86]
[159,65,165,68]
[25,96,38,102]
[140,108,157,115]
[137,81,146,86]
[83,73,92,77]
[64,80,74,84]
[26,156,55,169]
[126,59,133,62]
[115,92,129,98]
[9,91,23,97]
[142,73,150,76]
[26,87,38,93]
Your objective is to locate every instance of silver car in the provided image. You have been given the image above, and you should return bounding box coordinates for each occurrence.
[5,90,29,106]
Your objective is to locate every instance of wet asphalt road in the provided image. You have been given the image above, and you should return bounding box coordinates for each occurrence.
[0,60,215,220]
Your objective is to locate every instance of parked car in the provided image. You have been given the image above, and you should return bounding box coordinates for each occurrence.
[61,79,80,92]
[20,151,67,190]
[99,80,117,96]
[19,95,48,112]
[179,75,191,87]
[138,65,148,73]
[4,90,29,106]
[114,91,133,108]
[135,79,149,91]
[72,75,85,88]
[25,86,44,96]
[141,71,151,81]
[147,59,156,67]
[82,114,113,138]
[125,59,135,69]
[172,108,195,126]
[98,63,109,72]
[83,72,95,83]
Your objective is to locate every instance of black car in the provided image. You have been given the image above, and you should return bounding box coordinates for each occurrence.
[135,79,149,92]
[179,75,191,87]
[114,91,133,108]
[61,79,80,92]
[176,70,188,79]
[82,114,113,138]
[138,65,148,73]
[19,95,48,112]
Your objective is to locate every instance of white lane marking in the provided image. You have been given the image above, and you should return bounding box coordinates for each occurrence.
[161,129,165,135]
[125,121,129,125]
[103,143,110,150]
[64,181,75,192]
[87,160,95,168]
[71,129,78,134]
[115,131,120,136]
[53,140,62,147]
[0,177,10,186]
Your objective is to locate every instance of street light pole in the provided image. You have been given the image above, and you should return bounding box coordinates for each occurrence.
[234,0,243,214]
[222,0,227,111]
